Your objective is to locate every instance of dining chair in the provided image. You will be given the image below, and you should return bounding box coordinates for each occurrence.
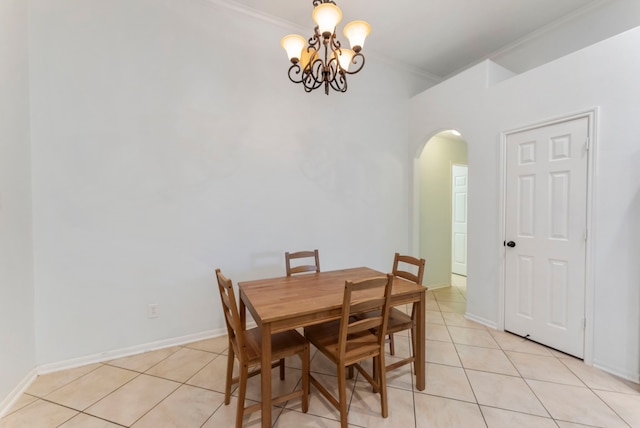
[215,268,310,428]
[356,253,426,374]
[386,253,426,371]
[304,274,394,428]
[285,249,320,276]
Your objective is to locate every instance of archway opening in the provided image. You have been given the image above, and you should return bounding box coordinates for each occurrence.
[417,130,468,299]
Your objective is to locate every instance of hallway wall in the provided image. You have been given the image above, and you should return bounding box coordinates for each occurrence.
[409,27,640,381]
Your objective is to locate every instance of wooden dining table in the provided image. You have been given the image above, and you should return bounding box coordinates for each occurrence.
[238,266,427,428]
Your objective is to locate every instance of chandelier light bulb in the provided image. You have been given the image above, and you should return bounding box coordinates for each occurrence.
[280,34,306,63]
[343,20,370,52]
[300,47,318,69]
[334,48,355,72]
[312,3,343,38]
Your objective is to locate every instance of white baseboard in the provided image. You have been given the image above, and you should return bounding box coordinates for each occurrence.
[37,328,227,375]
[0,325,259,417]
[464,312,498,330]
[426,283,451,290]
[592,359,640,384]
[0,367,38,419]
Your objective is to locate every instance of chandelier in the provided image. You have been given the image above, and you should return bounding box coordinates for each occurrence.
[280,0,371,95]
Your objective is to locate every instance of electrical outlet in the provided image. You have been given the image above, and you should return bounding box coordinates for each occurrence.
[147,303,159,318]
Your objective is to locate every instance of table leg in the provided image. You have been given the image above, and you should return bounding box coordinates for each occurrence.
[261,323,272,428]
[415,292,426,390]
[240,296,247,331]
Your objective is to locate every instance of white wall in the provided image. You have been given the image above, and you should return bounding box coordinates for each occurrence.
[409,27,640,381]
[0,0,36,409]
[27,0,428,365]
[488,0,640,76]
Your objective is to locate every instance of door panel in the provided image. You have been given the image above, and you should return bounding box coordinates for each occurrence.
[504,116,588,358]
[452,165,468,276]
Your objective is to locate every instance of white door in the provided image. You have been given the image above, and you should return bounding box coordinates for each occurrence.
[452,164,468,276]
[504,116,588,358]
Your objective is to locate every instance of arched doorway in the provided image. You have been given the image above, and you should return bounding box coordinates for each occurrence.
[416,130,468,292]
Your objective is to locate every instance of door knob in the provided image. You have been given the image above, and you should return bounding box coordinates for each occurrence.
[506,241,516,248]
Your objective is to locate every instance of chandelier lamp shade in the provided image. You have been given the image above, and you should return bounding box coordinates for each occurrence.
[280,0,370,95]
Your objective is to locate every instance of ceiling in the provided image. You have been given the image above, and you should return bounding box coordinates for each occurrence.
[220,0,604,80]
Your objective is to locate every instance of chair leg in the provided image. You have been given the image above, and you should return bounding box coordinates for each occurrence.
[388,333,395,355]
[301,346,310,413]
[410,325,416,373]
[279,358,285,380]
[225,348,235,405]
[371,356,379,393]
[378,355,388,418]
[337,364,349,428]
[236,363,248,428]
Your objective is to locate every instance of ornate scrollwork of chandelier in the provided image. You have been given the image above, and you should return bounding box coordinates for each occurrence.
[280,0,371,95]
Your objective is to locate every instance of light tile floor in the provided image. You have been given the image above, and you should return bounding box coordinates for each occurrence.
[3,275,640,427]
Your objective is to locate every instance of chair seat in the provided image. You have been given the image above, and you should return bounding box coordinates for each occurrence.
[305,320,380,364]
[358,307,413,333]
[244,327,308,364]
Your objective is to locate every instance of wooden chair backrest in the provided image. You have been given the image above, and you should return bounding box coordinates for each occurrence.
[285,249,320,276]
[392,253,426,285]
[216,268,247,363]
[338,274,394,360]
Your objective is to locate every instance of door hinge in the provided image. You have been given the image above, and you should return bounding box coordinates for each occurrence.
[583,318,587,330]
[585,137,590,151]
[584,229,588,241]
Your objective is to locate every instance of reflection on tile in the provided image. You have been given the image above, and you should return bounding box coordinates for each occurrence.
[59,412,122,427]
[183,336,229,354]
[481,406,557,428]
[241,367,303,405]
[186,353,233,393]
[414,394,485,428]
[594,390,640,427]
[448,326,499,349]
[310,350,342,377]
[466,370,548,416]
[426,310,445,325]
[26,363,102,397]
[433,291,466,303]
[383,355,415,391]
[456,344,518,376]
[285,372,355,422]
[488,331,553,356]
[201,395,281,428]
[0,399,77,428]
[44,365,138,411]
[132,385,224,427]
[348,383,414,427]
[426,324,452,342]
[505,351,583,386]
[274,408,341,427]
[442,312,485,329]
[145,347,216,383]
[85,374,180,426]
[526,379,627,427]
[561,358,640,394]
[107,346,180,372]
[420,363,475,402]
[436,301,466,314]
[426,340,461,367]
